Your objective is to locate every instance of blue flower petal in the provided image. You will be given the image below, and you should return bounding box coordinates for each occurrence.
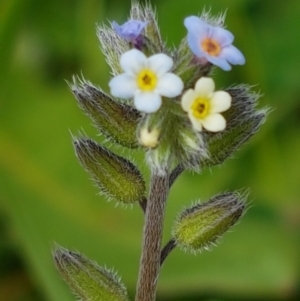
[221,46,246,65]
[112,20,147,41]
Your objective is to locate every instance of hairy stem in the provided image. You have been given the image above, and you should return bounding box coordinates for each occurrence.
[135,171,170,301]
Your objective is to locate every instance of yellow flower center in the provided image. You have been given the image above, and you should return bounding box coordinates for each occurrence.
[191,97,210,119]
[137,69,157,91]
[201,38,221,56]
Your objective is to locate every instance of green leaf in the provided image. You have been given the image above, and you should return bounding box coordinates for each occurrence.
[74,138,145,204]
[54,246,130,301]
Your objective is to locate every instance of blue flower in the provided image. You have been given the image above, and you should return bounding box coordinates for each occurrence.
[184,16,245,71]
[112,20,147,42]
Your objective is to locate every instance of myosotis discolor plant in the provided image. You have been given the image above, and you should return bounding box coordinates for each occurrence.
[53,2,268,301]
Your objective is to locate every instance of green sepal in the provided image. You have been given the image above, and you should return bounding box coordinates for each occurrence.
[54,246,130,301]
[74,138,145,204]
[172,191,246,253]
[71,78,141,149]
[202,85,268,168]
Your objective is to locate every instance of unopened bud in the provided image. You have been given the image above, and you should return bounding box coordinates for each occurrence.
[172,192,246,253]
[71,79,141,149]
[74,138,145,204]
[139,127,160,148]
[54,246,129,301]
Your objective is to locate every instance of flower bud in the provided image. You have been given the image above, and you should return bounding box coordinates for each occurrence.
[139,126,160,149]
[74,138,145,204]
[71,79,141,148]
[172,192,246,253]
[54,246,129,301]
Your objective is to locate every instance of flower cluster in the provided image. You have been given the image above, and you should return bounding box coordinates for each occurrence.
[109,14,244,136]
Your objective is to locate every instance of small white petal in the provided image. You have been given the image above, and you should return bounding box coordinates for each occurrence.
[134,91,162,113]
[120,49,147,74]
[194,77,215,97]
[156,73,183,97]
[109,74,137,98]
[181,89,197,112]
[201,113,226,132]
[210,91,231,113]
[188,112,203,131]
[148,53,173,76]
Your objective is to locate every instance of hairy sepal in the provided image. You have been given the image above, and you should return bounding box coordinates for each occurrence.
[202,85,268,168]
[54,246,130,301]
[71,78,140,149]
[172,191,246,253]
[74,138,145,204]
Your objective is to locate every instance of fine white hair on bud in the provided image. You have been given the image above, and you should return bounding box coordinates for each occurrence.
[172,191,246,253]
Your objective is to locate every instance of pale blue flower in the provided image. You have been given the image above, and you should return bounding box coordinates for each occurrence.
[112,20,147,42]
[184,16,245,71]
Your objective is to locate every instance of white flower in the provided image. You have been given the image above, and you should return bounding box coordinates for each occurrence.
[109,49,184,113]
[181,77,231,132]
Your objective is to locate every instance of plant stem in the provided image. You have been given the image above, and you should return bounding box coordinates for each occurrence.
[160,239,176,266]
[135,171,169,301]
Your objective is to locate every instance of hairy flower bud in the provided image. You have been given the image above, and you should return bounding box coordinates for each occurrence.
[71,78,141,148]
[54,246,129,301]
[74,138,145,204]
[172,192,246,253]
[139,126,160,149]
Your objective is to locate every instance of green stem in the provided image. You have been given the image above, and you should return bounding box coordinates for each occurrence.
[135,170,169,301]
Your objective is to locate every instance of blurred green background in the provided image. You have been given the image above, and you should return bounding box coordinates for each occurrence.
[1,0,300,300]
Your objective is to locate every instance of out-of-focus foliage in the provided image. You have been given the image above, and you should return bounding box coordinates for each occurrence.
[0,0,300,300]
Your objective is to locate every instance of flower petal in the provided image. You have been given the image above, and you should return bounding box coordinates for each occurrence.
[220,45,245,65]
[181,89,197,112]
[112,20,147,41]
[156,73,183,97]
[188,112,203,132]
[120,49,147,74]
[205,55,232,71]
[134,91,162,113]
[201,113,226,132]
[184,16,209,58]
[211,27,234,47]
[184,16,208,40]
[210,91,231,113]
[109,74,137,98]
[194,77,215,96]
[148,53,173,76]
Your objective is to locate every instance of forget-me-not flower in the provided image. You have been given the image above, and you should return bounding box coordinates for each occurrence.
[184,16,245,71]
[181,77,231,132]
[109,49,184,113]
